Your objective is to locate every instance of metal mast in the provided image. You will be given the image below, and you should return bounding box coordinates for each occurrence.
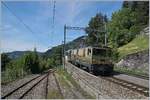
[63,25,107,69]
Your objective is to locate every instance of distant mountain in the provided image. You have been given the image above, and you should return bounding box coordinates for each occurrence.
[45,35,87,56]
[66,35,87,50]
[5,35,87,59]
[6,51,43,59]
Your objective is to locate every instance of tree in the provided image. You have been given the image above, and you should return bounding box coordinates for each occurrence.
[24,48,40,74]
[122,1,149,26]
[122,1,131,8]
[108,1,149,48]
[1,53,10,71]
[85,13,108,46]
[108,8,136,47]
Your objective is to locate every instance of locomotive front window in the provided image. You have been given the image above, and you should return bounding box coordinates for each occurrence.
[93,48,111,57]
[93,49,106,57]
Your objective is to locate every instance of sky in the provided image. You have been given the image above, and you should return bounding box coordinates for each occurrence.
[1,0,123,52]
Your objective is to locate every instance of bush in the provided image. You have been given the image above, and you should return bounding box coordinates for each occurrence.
[111,47,119,62]
[1,53,11,71]
[2,48,60,83]
[130,25,142,36]
[2,57,27,83]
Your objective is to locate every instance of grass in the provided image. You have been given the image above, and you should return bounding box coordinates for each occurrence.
[118,35,149,59]
[56,67,95,99]
[114,66,149,77]
[47,90,63,99]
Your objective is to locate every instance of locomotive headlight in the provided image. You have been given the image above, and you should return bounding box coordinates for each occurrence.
[93,59,96,62]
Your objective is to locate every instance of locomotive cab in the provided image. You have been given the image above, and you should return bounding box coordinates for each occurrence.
[92,47,114,75]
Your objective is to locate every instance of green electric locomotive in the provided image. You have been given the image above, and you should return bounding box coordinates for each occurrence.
[66,46,114,75]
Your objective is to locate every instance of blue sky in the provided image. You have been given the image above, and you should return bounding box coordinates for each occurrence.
[1,0,123,52]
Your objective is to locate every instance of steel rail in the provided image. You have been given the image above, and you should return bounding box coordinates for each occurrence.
[100,76,149,97]
[45,71,50,99]
[53,73,64,98]
[19,73,49,99]
[113,71,149,80]
[2,70,52,99]
[67,62,149,97]
[2,75,41,99]
[19,70,55,99]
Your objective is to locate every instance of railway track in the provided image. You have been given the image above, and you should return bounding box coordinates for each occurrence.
[113,71,149,80]
[53,72,64,98]
[100,76,149,97]
[2,70,53,99]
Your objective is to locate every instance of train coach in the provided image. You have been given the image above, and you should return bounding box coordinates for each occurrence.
[66,46,114,75]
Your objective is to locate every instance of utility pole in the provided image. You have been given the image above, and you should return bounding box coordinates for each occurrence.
[63,25,107,70]
[63,24,66,70]
[62,41,64,69]
[104,19,107,46]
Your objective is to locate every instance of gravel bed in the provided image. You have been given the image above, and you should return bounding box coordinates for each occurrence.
[55,73,76,99]
[77,69,146,99]
[1,74,40,97]
[55,72,93,99]
[5,74,46,99]
[47,72,62,99]
[113,74,149,88]
[23,77,47,99]
[62,75,90,99]
[66,62,148,99]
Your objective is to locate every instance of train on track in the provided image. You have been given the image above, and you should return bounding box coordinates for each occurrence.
[66,46,114,75]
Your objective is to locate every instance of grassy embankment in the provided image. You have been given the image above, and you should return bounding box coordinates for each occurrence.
[115,35,149,77]
[118,35,149,59]
[47,67,94,99]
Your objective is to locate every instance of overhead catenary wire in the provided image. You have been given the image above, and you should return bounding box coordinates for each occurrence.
[2,1,47,47]
[2,2,35,36]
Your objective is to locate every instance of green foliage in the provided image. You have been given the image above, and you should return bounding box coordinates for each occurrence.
[23,52,40,74]
[108,8,136,47]
[2,56,27,83]
[1,53,11,71]
[56,67,95,99]
[118,34,149,59]
[85,13,108,46]
[108,1,148,48]
[2,48,54,83]
[45,45,62,66]
[129,25,141,36]
[114,66,148,77]
[122,1,149,26]
[111,47,119,62]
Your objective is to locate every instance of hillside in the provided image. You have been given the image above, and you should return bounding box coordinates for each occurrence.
[45,35,86,56]
[6,51,43,59]
[118,34,149,59]
[4,36,86,59]
[116,34,149,76]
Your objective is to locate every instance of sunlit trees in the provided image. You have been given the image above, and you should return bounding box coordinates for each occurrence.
[122,1,149,26]
[85,13,108,46]
[1,53,10,71]
[108,1,149,48]
[107,8,136,47]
